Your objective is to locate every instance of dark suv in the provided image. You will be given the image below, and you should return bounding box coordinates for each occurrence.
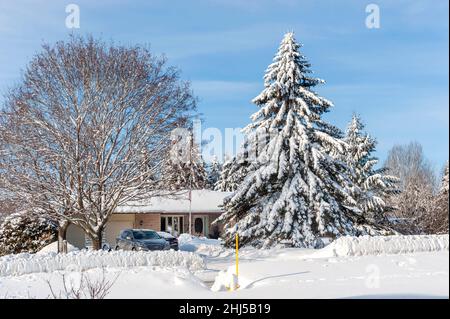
[115,229,170,251]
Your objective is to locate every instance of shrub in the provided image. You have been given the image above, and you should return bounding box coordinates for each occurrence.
[0,211,57,255]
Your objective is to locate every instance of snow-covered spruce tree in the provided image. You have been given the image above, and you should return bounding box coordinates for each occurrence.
[162,133,209,190]
[214,154,251,192]
[215,158,235,191]
[0,211,57,255]
[207,156,222,189]
[217,32,390,248]
[343,115,399,224]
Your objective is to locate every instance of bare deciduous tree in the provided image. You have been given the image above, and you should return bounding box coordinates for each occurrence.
[423,163,449,234]
[0,35,196,250]
[384,142,437,234]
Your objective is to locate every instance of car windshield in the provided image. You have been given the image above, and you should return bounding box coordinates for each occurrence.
[132,230,160,240]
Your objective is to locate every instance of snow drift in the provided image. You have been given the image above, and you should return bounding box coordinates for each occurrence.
[316,235,449,258]
[178,234,227,257]
[211,268,239,292]
[0,249,205,277]
[36,241,79,255]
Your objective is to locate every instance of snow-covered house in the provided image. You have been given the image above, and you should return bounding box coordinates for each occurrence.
[66,190,231,248]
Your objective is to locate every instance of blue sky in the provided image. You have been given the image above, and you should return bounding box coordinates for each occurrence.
[0,0,448,170]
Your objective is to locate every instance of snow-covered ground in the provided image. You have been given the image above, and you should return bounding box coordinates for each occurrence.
[0,235,448,299]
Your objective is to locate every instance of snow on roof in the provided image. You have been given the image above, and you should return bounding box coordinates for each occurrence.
[115,190,232,214]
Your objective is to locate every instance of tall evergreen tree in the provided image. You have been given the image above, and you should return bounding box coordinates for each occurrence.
[214,158,233,191]
[214,154,251,192]
[207,156,223,189]
[162,133,208,190]
[343,115,399,223]
[216,32,389,248]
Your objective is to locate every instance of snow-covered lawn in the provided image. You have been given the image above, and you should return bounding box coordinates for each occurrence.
[0,235,448,299]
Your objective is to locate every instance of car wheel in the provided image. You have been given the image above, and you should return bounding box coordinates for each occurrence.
[131,247,136,251]
[115,246,120,251]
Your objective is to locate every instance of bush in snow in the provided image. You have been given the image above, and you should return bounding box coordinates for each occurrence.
[46,268,119,299]
[0,249,205,277]
[216,32,392,249]
[0,211,57,256]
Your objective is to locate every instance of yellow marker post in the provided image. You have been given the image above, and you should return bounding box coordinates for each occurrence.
[228,232,240,291]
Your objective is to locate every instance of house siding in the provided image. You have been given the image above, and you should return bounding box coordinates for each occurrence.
[134,213,161,230]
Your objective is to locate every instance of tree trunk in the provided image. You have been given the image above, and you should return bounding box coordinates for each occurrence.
[90,229,103,250]
[58,220,70,254]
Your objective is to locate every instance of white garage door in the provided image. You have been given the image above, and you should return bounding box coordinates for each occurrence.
[105,221,133,246]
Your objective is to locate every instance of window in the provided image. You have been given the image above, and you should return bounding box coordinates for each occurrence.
[160,217,166,231]
[132,230,160,240]
[194,217,203,234]
[161,216,184,236]
[121,230,132,239]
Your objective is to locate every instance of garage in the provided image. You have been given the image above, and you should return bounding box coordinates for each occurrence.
[104,214,135,247]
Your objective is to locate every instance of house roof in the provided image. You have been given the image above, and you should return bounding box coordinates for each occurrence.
[115,190,232,214]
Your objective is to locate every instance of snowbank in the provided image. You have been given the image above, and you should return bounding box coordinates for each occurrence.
[36,241,79,255]
[211,268,239,292]
[178,233,221,247]
[315,235,449,258]
[0,249,205,277]
[178,234,227,257]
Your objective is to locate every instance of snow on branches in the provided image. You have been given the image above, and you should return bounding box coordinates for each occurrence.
[217,32,391,249]
[424,163,449,234]
[215,154,251,192]
[162,131,209,191]
[207,156,222,189]
[343,115,399,223]
[0,36,196,250]
[0,211,57,255]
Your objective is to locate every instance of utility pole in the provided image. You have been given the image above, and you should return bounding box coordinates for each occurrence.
[188,131,193,235]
